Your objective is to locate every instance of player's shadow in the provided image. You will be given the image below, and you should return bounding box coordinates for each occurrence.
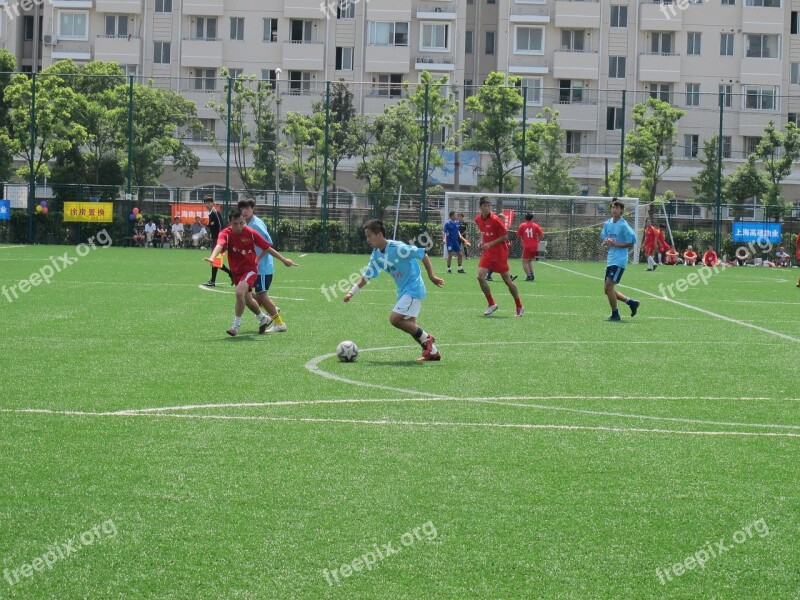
[212,334,262,342]
[366,360,424,367]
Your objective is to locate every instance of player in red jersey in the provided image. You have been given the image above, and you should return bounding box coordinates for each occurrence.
[516,213,543,281]
[702,246,719,267]
[643,218,658,271]
[204,210,298,336]
[475,196,524,316]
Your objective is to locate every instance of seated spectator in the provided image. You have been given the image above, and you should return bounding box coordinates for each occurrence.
[171,217,184,248]
[775,246,790,267]
[702,245,719,267]
[144,219,156,247]
[132,221,146,247]
[156,219,170,248]
[665,245,679,265]
[190,216,208,248]
[734,247,750,266]
[683,245,697,266]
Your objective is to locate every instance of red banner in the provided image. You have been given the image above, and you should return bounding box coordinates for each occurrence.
[170,203,219,225]
[501,209,515,229]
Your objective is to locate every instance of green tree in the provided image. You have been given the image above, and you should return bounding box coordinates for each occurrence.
[0,49,17,180]
[283,109,328,205]
[328,80,358,194]
[753,121,800,220]
[724,155,767,220]
[521,107,579,195]
[461,72,524,193]
[625,98,686,206]
[599,162,646,200]
[690,136,725,208]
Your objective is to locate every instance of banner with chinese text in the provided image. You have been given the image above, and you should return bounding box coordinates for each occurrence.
[64,202,113,222]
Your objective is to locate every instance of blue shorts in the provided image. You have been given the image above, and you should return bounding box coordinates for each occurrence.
[605,265,625,284]
[254,274,273,294]
[446,241,462,253]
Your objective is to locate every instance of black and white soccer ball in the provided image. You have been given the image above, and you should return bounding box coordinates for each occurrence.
[336,340,359,363]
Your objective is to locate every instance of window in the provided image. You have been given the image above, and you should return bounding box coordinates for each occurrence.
[518,77,542,105]
[192,118,215,142]
[421,23,449,51]
[744,136,761,155]
[155,0,172,12]
[465,30,473,54]
[516,27,544,53]
[338,0,355,19]
[336,47,353,70]
[487,0,495,3]
[651,32,673,54]
[368,22,409,46]
[609,56,626,79]
[261,69,277,87]
[685,83,700,107]
[154,41,171,64]
[194,68,216,91]
[290,20,313,42]
[684,134,699,158]
[745,0,780,6]
[719,84,733,108]
[376,73,403,97]
[227,68,243,79]
[792,11,799,34]
[485,31,495,54]
[720,33,734,56]
[121,65,138,78]
[195,17,217,40]
[289,71,313,94]
[610,5,627,28]
[649,83,672,103]
[722,0,734,4]
[722,136,732,158]
[105,15,128,37]
[743,85,778,110]
[561,29,584,52]
[59,12,88,40]
[606,107,623,131]
[687,32,701,55]
[792,63,800,84]
[565,131,581,154]
[558,80,583,104]
[263,19,278,42]
[745,34,779,58]
[789,113,800,125]
[230,17,244,41]
[464,79,474,98]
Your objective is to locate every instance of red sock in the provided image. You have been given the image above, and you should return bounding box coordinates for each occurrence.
[486,294,495,306]
[515,297,522,309]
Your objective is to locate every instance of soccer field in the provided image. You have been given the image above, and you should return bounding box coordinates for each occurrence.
[1,244,798,598]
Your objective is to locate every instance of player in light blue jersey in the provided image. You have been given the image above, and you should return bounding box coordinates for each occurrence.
[344,219,444,362]
[601,198,640,321]
[238,199,288,333]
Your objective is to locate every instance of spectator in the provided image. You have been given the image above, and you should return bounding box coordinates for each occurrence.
[171,217,184,248]
[665,245,679,265]
[190,216,208,248]
[156,219,170,248]
[775,246,790,267]
[657,226,669,264]
[144,219,156,247]
[702,245,719,267]
[683,245,698,266]
[132,220,146,247]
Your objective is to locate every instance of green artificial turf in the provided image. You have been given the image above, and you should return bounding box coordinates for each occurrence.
[0,244,798,598]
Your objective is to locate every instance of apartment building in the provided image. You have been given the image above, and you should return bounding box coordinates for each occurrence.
[2,0,800,200]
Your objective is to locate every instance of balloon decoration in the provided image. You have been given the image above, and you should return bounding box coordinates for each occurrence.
[42,207,48,214]
[36,205,42,213]
[129,213,136,221]
[40,201,47,208]
[132,207,140,215]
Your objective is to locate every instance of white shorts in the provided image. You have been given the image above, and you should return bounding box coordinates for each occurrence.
[392,295,422,319]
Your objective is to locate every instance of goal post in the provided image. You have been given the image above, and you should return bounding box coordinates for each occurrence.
[442,192,643,264]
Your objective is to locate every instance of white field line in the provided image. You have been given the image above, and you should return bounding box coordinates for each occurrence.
[542,262,800,343]
[197,284,307,301]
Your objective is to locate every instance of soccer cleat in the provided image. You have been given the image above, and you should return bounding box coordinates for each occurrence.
[646,268,653,272]
[422,334,436,358]
[629,300,640,317]
[258,315,273,334]
[510,275,518,281]
[264,324,287,333]
[607,314,621,322]
[485,275,494,281]
[652,265,657,271]
[447,268,452,273]
[515,306,525,317]
[525,275,534,281]
[416,351,441,362]
[458,268,466,274]
[226,327,238,336]
[203,281,216,287]
[484,304,498,316]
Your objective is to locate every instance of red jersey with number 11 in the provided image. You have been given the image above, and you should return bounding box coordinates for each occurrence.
[216,225,271,275]
[475,212,509,260]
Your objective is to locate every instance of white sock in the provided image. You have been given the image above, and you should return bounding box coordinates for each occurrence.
[257,312,267,322]
[418,331,429,345]
[647,256,655,268]
[430,342,438,354]
[232,316,241,329]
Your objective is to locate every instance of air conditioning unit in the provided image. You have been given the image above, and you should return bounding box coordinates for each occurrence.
[43,34,54,45]
[434,6,443,12]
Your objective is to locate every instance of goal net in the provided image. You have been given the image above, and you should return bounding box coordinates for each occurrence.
[442,193,644,263]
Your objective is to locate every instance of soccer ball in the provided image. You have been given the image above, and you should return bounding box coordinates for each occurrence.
[336,340,359,362]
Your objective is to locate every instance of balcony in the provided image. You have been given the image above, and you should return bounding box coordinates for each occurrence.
[360,0,411,20]
[414,55,455,72]
[52,0,92,6]
[508,56,548,75]
[554,0,599,29]
[638,53,681,82]
[552,50,599,80]
[364,95,405,115]
[181,38,223,68]
[51,41,92,61]
[94,35,140,64]
[282,41,324,71]
[639,2,682,31]
[95,0,140,11]
[416,2,456,20]
[509,4,550,24]
[739,111,779,137]
[740,57,782,86]
[365,45,410,74]
[182,0,223,16]
[742,5,783,34]
[552,102,598,131]
[284,0,326,19]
